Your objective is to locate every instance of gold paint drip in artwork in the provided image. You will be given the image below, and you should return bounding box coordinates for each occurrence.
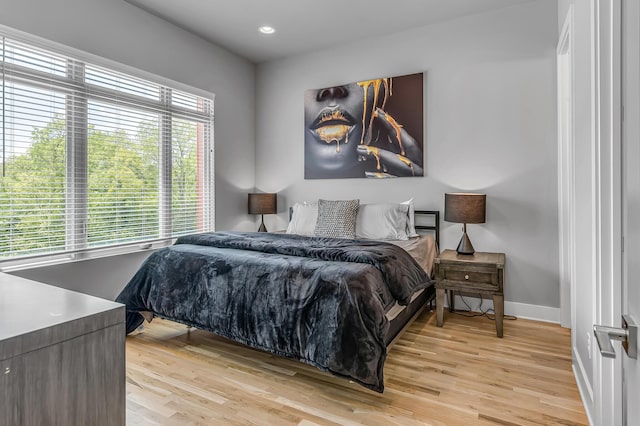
[363,146,382,170]
[384,112,405,156]
[397,154,414,176]
[357,78,391,144]
[386,78,393,109]
[370,172,388,178]
[316,124,350,153]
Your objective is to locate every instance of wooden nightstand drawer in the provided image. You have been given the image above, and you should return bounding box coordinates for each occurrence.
[439,264,500,291]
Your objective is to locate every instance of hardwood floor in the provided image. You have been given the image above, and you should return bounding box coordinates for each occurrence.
[125,310,588,425]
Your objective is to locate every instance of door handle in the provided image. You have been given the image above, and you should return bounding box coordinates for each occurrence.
[593,314,637,359]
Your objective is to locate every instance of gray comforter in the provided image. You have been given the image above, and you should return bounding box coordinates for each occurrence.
[116,231,430,392]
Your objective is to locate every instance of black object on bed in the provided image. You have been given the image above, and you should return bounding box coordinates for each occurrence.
[116,231,433,392]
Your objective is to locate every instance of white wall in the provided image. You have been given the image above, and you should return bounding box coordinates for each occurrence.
[1,1,562,318]
[255,1,559,311]
[0,0,256,297]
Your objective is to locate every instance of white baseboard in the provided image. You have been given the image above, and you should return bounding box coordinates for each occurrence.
[573,348,594,425]
[445,294,561,323]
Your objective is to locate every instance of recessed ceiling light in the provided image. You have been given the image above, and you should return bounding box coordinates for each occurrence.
[259,26,275,35]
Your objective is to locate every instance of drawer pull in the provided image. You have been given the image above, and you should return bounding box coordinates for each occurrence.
[464,275,470,280]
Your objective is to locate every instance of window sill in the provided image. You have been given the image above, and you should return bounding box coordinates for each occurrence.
[0,239,175,273]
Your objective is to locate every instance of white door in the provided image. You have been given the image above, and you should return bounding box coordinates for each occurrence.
[622,0,640,423]
[594,1,640,424]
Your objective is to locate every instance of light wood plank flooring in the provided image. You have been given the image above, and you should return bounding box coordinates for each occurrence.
[125,310,588,425]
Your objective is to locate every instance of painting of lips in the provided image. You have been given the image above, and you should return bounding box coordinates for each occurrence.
[304,72,424,179]
[310,108,357,152]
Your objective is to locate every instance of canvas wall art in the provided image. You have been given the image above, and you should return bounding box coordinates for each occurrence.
[304,72,424,179]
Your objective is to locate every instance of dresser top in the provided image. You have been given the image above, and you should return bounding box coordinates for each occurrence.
[0,272,124,359]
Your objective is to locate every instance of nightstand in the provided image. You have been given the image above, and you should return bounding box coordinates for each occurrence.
[434,250,506,337]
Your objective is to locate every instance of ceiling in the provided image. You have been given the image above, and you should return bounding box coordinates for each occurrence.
[126,0,536,63]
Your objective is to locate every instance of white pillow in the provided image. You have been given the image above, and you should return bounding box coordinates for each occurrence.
[401,198,419,238]
[356,203,410,240]
[286,202,318,236]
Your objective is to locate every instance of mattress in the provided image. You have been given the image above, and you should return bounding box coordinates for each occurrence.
[388,234,438,278]
[385,235,438,321]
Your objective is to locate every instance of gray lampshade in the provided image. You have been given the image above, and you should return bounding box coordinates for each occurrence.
[444,193,486,224]
[248,193,277,215]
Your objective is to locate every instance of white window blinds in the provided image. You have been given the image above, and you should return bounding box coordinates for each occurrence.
[0,31,214,262]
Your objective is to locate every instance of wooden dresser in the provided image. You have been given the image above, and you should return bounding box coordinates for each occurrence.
[0,273,125,425]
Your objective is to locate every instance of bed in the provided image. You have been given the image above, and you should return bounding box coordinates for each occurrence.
[116,204,439,393]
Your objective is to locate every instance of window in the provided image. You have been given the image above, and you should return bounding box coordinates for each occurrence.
[0,31,214,265]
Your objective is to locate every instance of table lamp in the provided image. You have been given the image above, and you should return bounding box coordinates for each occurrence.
[444,193,486,255]
[248,193,277,232]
